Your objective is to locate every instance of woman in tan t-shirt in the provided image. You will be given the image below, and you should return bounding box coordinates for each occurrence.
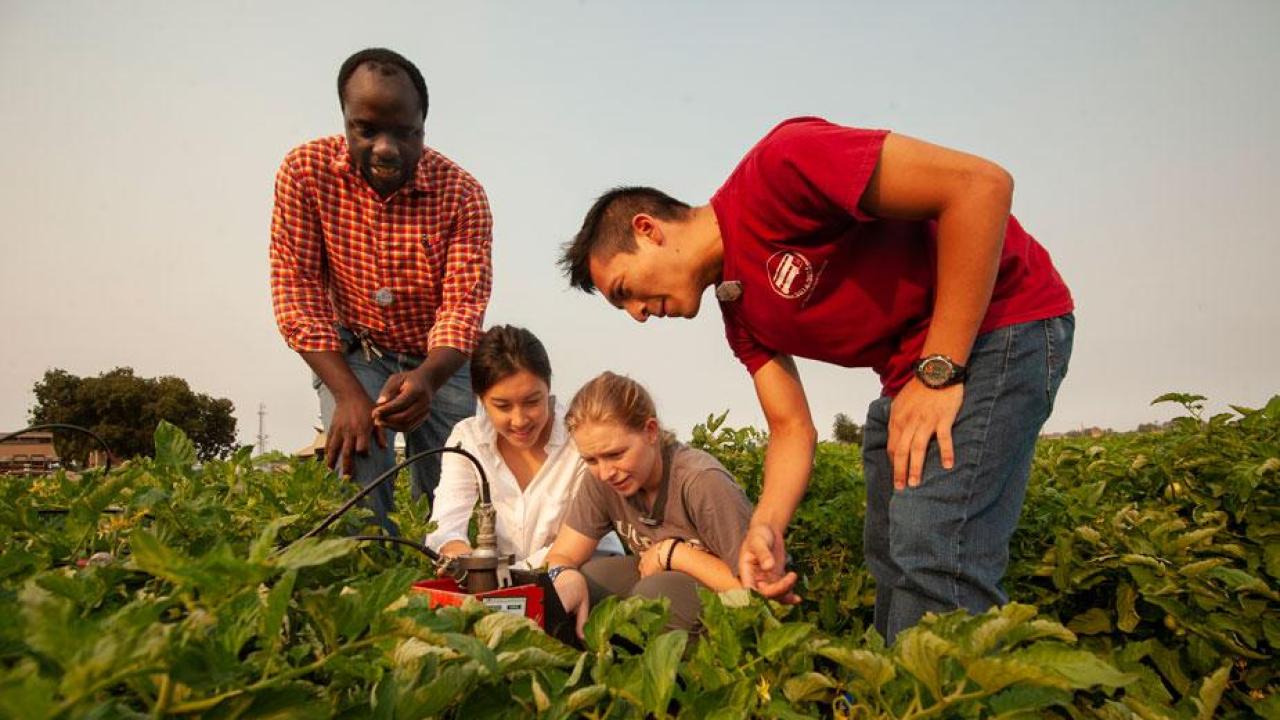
[543,372,754,637]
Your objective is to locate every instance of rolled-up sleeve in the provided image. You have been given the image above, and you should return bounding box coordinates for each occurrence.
[269,157,342,352]
[427,183,493,354]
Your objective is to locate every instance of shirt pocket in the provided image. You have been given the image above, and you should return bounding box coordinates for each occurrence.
[385,227,441,299]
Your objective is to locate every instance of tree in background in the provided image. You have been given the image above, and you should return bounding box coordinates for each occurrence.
[832,412,863,445]
[29,368,237,464]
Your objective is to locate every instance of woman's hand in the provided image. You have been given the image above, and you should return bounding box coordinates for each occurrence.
[638,538,675,578]
[438,540,472,558]
[552,568,591,640]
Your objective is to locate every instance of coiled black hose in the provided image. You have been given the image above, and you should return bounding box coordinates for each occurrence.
[293,445,491,563]
[0,423,113,474]
[4,423,490,568]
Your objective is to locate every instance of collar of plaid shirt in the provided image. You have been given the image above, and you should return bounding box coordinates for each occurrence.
[328,140,435,199]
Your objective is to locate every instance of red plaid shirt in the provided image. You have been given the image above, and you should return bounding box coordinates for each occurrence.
[270,136,493,355]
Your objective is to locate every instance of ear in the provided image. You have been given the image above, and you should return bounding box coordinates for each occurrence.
[631,214,664,246]
[643,417,660,444]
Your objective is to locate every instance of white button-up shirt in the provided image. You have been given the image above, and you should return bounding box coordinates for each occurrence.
[426,399,623,569]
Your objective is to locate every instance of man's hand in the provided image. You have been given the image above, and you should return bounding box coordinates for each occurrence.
[888,379,964,490]
[552,568,591,640]
[638,539,674,578]
[373,366,435,432]
[326,392,385,477]
[738,524,800,603]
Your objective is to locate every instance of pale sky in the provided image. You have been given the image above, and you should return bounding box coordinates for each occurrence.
[2,1,1277,455]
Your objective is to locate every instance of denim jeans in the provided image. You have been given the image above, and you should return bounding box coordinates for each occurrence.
[862,313,1074,642]
[314,326,476,534]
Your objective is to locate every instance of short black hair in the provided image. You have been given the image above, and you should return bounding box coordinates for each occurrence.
[558,186,691,293]
[470,325,553,396]
[337,47,429,120]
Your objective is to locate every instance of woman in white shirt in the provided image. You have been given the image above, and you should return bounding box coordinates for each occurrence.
[426,325,622,568]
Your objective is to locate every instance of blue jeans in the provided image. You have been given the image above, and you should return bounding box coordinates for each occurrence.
[313,326,476,533]
[862,314,1074,642]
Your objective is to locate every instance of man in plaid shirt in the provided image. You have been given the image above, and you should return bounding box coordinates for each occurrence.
[270,48,493,531]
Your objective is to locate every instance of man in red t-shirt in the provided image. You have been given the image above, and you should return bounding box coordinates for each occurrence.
[559,117,1074,640]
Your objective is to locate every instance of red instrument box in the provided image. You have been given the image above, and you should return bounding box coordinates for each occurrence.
[411,578,547,627]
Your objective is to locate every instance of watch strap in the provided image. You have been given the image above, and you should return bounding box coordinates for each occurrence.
[914,354,968,387]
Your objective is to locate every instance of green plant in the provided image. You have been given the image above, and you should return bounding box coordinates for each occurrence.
[0,392,1275,717]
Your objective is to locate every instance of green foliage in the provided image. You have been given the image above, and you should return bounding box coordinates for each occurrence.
[0,396,1275,717]
[29,367,239,463]
[692,396,1280,718]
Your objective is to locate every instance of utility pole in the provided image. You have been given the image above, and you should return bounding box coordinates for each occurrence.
[257,403,269,454]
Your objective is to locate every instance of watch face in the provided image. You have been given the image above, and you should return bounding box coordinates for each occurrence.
[919,357,954,387]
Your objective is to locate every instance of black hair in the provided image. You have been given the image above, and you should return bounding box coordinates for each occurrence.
[558,186,691,293]
[337,47,429,120]
[470,325,553,396]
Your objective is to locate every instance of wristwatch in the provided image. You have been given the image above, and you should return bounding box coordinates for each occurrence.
[913,354,968,388]
[547,565,575,582]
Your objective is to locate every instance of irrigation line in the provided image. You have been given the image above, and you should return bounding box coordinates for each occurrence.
[1,423,114,474]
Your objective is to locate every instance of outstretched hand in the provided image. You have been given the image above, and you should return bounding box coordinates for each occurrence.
[887,379,964,490]
[737,524,800,604]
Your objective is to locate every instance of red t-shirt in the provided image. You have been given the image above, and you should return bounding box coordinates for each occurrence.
[712,117,1074,395]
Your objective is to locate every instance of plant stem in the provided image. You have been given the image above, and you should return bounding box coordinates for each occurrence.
[902,689,990,720]
[51,666,166,718]
[166,634,389,714]
[151,674,173,719]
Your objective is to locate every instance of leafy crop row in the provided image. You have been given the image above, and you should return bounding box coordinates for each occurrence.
[0,394,1275,718]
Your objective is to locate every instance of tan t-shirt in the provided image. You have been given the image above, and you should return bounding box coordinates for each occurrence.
[562,442,753,570]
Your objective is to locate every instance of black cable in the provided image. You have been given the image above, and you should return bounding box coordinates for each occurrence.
[297,444,490,542]
[36,506,127,516]
[3,428,482,572]
[0,423,113,475]
[351,534,443,562]
[5,426,473,574]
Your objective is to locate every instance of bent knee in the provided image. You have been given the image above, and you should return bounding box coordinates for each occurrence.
[633,572,702,632]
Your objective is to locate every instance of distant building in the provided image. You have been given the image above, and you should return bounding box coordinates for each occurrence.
[293,429,409,462]
[295,428,327,461]
[0,430,61,476]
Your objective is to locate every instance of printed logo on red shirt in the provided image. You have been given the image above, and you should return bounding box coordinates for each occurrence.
[766,251,816,299]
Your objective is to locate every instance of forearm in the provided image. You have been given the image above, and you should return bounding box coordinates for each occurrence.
[543,551,583,570]
[301,351,365,401]
[669,543,741,592]
[414,347,468,392]
[752,421,817,534]
[543,526,600,570]
[921,170,1011,364]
